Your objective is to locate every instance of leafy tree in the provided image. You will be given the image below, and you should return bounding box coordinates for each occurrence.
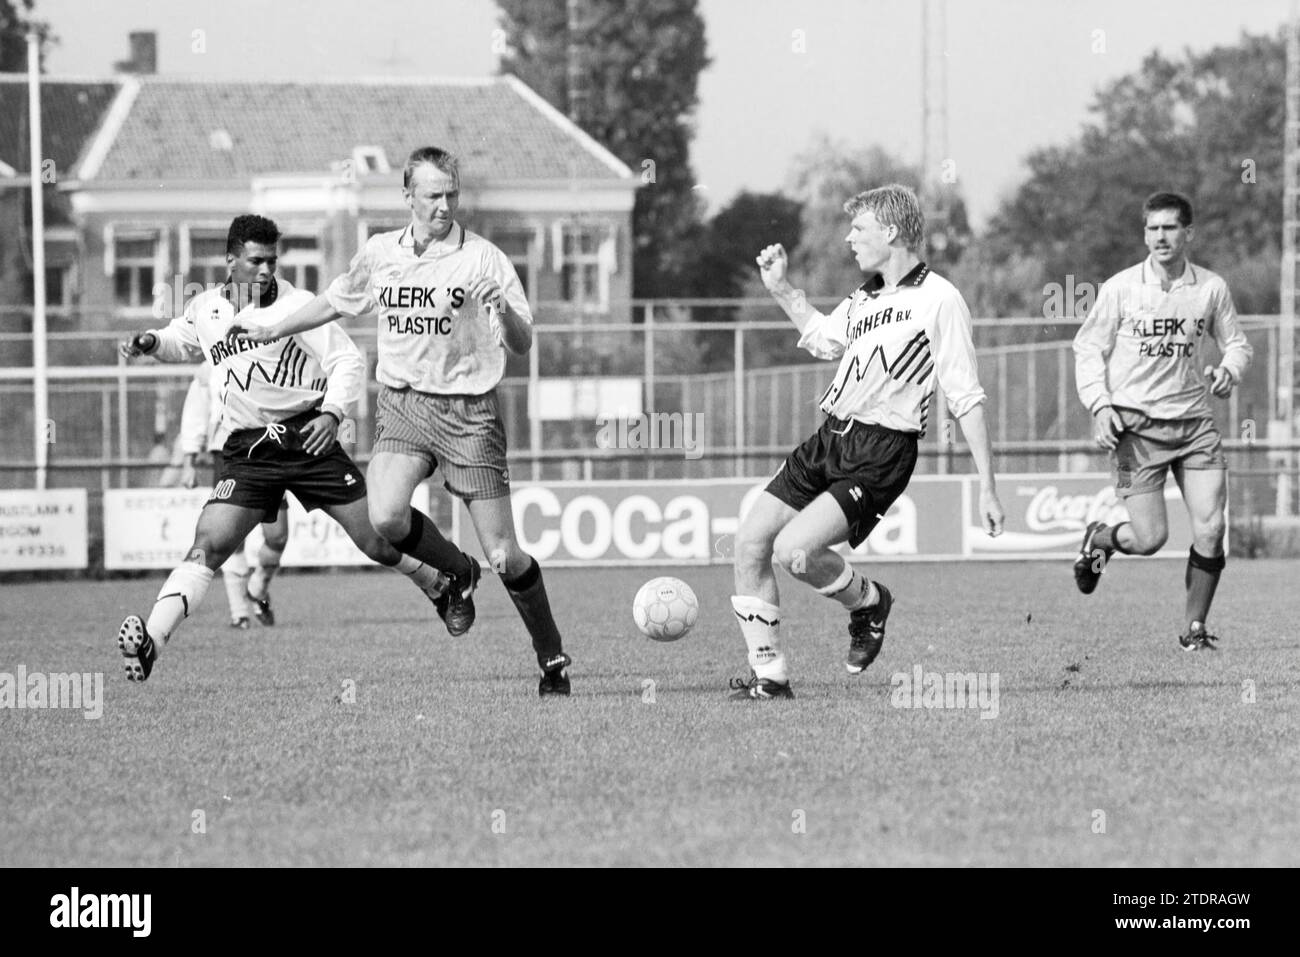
[0,0,53,71]
[678,190,803,299]
[983,31,1285,316]
[496,0,709,297]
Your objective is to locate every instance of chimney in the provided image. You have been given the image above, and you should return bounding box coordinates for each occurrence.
[114,31,157,74]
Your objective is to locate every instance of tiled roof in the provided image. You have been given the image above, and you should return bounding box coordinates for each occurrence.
[88,76,631,183]
[0,78,119,175]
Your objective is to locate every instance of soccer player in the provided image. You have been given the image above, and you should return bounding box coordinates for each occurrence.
[177,361,290,629]
[1071,191,1252,651]
[730,184,1004,700]
[228,147,574,696]
[114,214,449,682]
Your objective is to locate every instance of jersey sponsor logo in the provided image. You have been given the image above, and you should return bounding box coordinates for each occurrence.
[212,479,236,500]
[376,286,466,309]
[846,305,913,344]
[386,315,454,335]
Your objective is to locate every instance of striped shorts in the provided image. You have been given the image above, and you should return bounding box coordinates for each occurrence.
[373,386,510,500]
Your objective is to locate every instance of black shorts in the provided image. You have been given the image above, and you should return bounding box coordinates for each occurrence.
[211,458,289,523]
[766,416,918,547]
[207,409,367,518]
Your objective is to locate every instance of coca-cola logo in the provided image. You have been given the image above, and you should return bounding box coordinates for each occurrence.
[1024,485,1124,532]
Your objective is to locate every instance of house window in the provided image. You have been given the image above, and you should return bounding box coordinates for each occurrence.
[188,231,229,289]
[492,229,534,299]
[113,234,158,307]
[279,235,323,293]
[560,224,607,310]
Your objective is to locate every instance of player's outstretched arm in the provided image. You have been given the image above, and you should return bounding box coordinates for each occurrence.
[228,292,341,344]
[757,243,823,335]
[956,404,1004,537]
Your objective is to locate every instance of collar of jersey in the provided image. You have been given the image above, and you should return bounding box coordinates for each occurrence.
[221,275,279,309]
[857,261,930,298]
[1142,257,1197,287]
[400,222,466,255]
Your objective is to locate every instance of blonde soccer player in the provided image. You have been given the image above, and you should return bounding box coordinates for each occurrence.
[228,149,574,696]
[730,184,1004,700]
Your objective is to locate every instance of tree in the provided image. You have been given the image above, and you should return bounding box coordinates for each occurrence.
[678,190,803,299]
[0,0,53,71]
[983,31,1285,316]
[496,0,709,297]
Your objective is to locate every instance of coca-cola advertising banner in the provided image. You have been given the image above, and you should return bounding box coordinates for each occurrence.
[967,475,1196,557]
[453,474,1198,566]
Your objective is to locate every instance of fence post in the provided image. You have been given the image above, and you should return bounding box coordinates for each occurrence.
[644,302,655,481]
[734,325,745,478]
[529,326,541,483]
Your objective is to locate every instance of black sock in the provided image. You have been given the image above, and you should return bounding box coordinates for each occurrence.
[501,557,564,665]
[1185,547,1224,628]
[393,509,471,577]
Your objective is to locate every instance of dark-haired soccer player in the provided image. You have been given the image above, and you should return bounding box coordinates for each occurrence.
[1072,191,1252,651]
[228,148,574,696]
[115,214,448,682]
[730,184,1004,700]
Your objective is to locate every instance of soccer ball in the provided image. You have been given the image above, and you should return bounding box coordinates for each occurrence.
[632,577,699,642]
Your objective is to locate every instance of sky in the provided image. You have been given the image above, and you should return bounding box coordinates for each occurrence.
[30,0,1297,228]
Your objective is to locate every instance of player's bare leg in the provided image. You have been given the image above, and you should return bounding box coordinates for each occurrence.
[466,495,570,695]
[730,492,799,698]
[367,451,477,633]
[772,492,892,675]
[247,504,288,626]
[322,497,449,609]
[118,503,264,682]
[1074,489,1168,593]
[1175,467,1228,650]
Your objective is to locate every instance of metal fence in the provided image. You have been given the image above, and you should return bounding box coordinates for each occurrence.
[0,302,1295,519]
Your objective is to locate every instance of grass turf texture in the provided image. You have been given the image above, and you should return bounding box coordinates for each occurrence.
[1,559,1296,867]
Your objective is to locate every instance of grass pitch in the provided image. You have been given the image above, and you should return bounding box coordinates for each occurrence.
[1,559,1296,867]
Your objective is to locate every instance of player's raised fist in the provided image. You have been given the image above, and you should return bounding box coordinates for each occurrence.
[118,331,157,359]
[756,243,788,285]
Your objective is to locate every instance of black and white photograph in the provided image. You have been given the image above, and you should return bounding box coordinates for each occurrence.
[0,0,1294,904]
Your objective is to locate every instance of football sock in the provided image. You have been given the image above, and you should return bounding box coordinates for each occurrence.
[393,508,472,578]
[731,595,788,683]
[220,548,253,619]
[1185,547,1225,630]
[392,553,449,600]
[1092,522,1129,555]
[248,547,282,600]
[501,557,564,665]
[816,561,879,612]
[145,562,215,649]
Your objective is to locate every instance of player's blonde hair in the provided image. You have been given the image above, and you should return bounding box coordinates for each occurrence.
[403,146,460,189]
[843,185,925,251]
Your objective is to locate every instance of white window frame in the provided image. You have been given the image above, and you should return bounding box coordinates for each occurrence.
[105,224,168,314]
[552,220,612,312]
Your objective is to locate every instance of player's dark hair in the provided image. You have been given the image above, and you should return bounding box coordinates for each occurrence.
[1142,192,1193,227]
[226,214,281,256]
[403,146,459,189]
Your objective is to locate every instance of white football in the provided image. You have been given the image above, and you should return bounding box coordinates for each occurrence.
[632,577,699,642]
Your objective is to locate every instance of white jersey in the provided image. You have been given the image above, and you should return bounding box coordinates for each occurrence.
[325,222,530,395]
[1073,258,1252,420]
[796,263,986,435]
[149,277,365,434]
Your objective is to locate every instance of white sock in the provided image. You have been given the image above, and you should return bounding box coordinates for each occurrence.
[221,549,253,620]
[145,563,215,649]
[392,553,449,599]
[731,595,787,683]
[816,562,878,611]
